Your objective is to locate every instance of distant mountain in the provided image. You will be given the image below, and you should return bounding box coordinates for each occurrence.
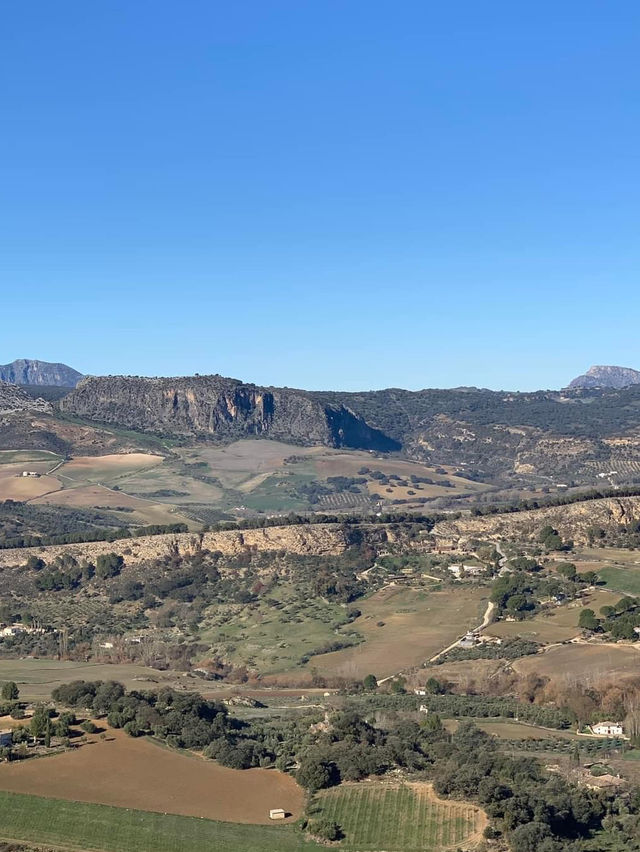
[566,365,640,390]
[0,359,83,387]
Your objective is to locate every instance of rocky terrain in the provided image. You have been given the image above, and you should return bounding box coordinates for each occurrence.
[432,495,640,547]
[60,375,399,451]
[0,359,82,387]
[566,364,640,389]
[0,521,398,569]
[0,383,52,415]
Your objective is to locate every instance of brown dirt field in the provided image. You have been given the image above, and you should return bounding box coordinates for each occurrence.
[311,586,488,680]
[0,472,62,501]
[0,729,304,824]
[513,642,640,687]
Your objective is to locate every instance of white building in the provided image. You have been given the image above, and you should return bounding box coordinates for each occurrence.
[592,721,624,737]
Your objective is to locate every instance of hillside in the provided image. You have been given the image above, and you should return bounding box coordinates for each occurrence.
[8,371,640,490]
[0,359,82,387]
[60,375,399,451]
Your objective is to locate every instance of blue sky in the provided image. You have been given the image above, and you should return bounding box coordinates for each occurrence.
[1,1,639,391]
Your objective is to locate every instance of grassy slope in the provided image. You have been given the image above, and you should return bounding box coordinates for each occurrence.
[0,791,318,852]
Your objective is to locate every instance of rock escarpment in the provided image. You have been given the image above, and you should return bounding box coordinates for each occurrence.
[60,375,399,451]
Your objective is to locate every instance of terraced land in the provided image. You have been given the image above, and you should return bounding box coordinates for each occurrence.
[314,782,485,851]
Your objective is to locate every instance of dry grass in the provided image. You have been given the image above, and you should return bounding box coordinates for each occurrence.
[312,585,488,680]
[513,642,640,687]
[444,718,580,740]
[0,659,187,701]
[487,589,620,643]
[0,728,304,824]
[32,483,188,527]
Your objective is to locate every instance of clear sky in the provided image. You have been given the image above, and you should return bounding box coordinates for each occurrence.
[1,2,639,391]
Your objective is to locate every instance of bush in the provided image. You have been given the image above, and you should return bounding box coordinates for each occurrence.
[309,819,342,841]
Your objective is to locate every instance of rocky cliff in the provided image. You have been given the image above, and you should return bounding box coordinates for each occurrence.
[432,496,640,547]
[60,375,399,451]
[567,365,640,390]
[0,359,83,387]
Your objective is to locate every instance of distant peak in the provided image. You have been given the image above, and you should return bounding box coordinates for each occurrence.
[566,365,640,390]
[0,359,83,387]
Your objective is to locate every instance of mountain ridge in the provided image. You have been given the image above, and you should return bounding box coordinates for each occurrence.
[0,359,83,387]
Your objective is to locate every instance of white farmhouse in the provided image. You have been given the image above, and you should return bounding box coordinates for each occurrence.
[591,721,624,737]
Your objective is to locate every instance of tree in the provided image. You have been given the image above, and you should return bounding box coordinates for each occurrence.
[362,674,377,691]
[95,553,125,580]
[1,681,19,701]
[578,608,599,631]
[309,819,342,841]
[557,563,577,580]
[297,756,339,792]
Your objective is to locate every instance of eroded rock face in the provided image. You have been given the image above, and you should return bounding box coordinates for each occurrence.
[60,375,399,450]
[0,523,353,569]
[432,496,640,547]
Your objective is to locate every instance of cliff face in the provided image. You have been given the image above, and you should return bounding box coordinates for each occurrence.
[0,359,82,387]
[432,496,640,547]
[60,375,399,451]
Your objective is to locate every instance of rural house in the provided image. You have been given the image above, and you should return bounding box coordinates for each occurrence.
[591,721,624,737]
[0,730,12,747]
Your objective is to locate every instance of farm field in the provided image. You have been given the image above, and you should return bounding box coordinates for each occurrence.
[311,585,488,680]
[0,450,63,465]
[512,642,640,686]
[487,589,620,643]
[443,718,580,741]
[0,791,316,852]
[57,453,164,483]
[0,728,304,824]
[0,659,187,700]
[33,482,187,527]
[0,465,61,500]
[314,782,485,852]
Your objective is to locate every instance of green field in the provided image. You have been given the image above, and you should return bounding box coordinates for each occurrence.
[313,782,483,852]
[0,791,318,852]
[199,581,360,674]
[596,565,640,596]
[0,449,62,466]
